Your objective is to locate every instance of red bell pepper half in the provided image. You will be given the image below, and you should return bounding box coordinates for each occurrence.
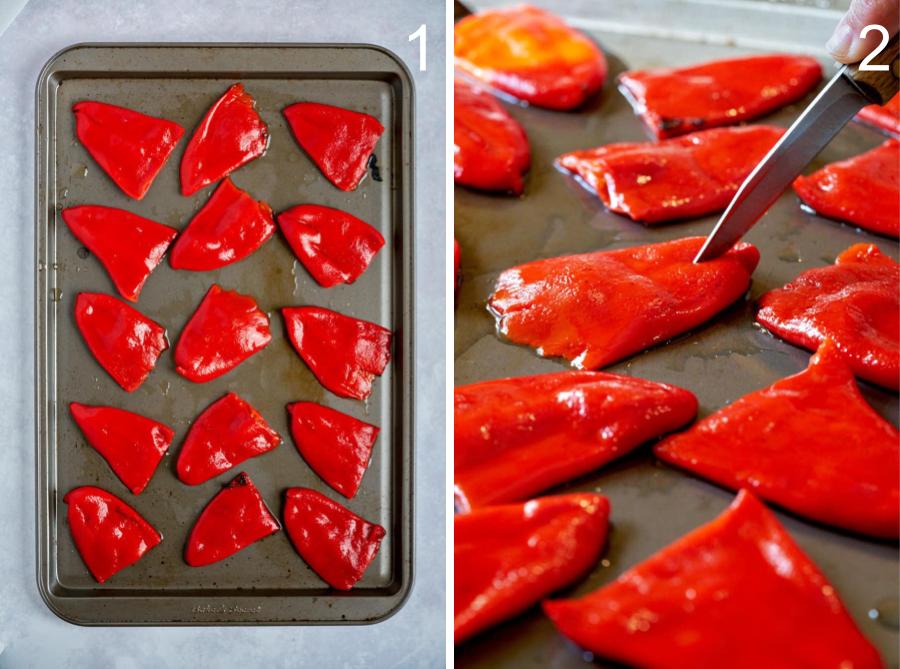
[64,486,162,583]
[175,284,271,383]
[277,205,384,287]
[455,493,609,644]
[855,93,900,136]
[757,243,899,390]
[556,126,784,224]
[618,54,821,138]
[73,101,184,200]
[185,472,280,567]
[75,292,168,392]
[180,83,269,196]
[283,487,385,590]
[454,5,607,110]
[70,403,174,495]
[488,237,759,370]
[544,490,882,669]
[455,371,697,511]
[282,306,392,400]
[177,392,281,486]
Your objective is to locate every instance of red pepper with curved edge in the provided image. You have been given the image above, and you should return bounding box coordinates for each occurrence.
[282,487,385,590]
[282,306,392,400]
[618,54,821,139]
[757,243,899,390]
[277,205,384,287]
[856,93,900,136]
[70,403,174,495]
[185,472,280,567]
[454,5,607,110]
[454,238,461,292]
[544,490,883,669]
[73,101,184,200]
[488,237,759,370]
[65,486,162,583]
[75,292,168,392]
[557,126,784,224]
[175,284,271,383]
[176,392,281,486]
[180,83,269,196]
[455,493,609,644]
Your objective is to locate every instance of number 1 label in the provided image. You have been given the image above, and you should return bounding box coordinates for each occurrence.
[410,24,427,72]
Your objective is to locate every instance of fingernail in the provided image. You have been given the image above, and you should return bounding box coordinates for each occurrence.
[826,20,853,59]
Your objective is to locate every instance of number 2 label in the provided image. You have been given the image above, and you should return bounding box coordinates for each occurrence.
[410,24,427,72]
[859,24,889,72]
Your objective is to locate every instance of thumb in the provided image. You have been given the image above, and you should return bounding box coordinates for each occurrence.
[826,0,899,64]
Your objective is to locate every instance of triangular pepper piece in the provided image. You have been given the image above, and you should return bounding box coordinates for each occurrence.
[62,205,177,301]
[544,490,883,669]
[185,472,280,567]
[855,93,900,136]
[757,243,899,390]
[282,306,392,400]
[75,292,168,392]
[180,83,269,196]
[175,284,271,383]
[283,102,384,191]
[488,237,759,370]
[455,493,609,644]
[283,487,385,590]
[73,101,184,200]
[70,403,174,495]
[64,486,162,583]
[277,205,384,287]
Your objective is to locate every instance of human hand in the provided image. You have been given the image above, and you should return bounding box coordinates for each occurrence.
[826,0,899,63]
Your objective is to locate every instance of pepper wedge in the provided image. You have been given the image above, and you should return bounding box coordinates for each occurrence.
[855,93,900,136]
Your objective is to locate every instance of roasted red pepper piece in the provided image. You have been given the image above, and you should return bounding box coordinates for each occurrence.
[180,83,269,196]
[856,93,900,136]
[454,75,530,194]
[185,472,280,567]
[455,493,609,644]
[283,487,385,590]
[557,126,784,224]
[75,292,168,392]
[170,178,275,270]
[454,5,607,110]
[70,403,174,495]
[176,392,281,486]
[757,243,899,390]
[793,139,899,238]
[174,284,271,383]
[73,101,184,200]
[618,54,821,139]
[455,371,696,511]
[282,306,392,400]
[64,486,162,583]
[488,237,759,370]
[277,205,384,287]
[454,238,461,292]
[544,490,882,669]
[283,102,384,192]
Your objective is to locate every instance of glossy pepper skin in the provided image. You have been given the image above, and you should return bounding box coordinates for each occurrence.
[175,284,271,383]
[283,487,385,590]
[170,178,275,270]
[75,292,168,392]
[454,5,607,110]
[70,403,174,495]
[544,490,883,669]
[454,75,530,194]
[856,93,900,136]
[73,101,184,200]
[180,83,269,196]
[455,371,697,511]
[65,486,162,583]
[557,126,784,224]
[185,472,280,567]
[455,493,609,644]
[277,205,384,287]
[757,244,899,390]
[176,392,281,486]
[282,306,392,400]
[618,54,821,139]
[488,237,760,370]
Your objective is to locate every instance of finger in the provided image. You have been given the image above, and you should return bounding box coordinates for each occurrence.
[826,0,899,63]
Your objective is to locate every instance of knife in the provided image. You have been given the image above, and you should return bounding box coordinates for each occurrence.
[694,32,899,263]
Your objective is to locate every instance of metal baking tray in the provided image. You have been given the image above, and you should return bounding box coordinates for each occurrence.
[454,7,899,667]
[35,44,414,625]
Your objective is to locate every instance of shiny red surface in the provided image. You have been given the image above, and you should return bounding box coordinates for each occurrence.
[856,94,900,136]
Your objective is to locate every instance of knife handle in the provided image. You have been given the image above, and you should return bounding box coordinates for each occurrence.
[847,32,899,105]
